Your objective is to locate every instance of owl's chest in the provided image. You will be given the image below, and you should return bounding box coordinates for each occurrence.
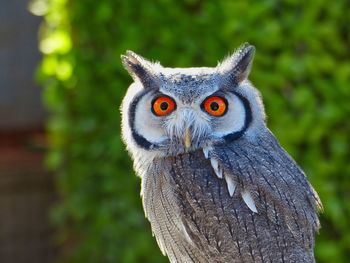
[142,151,254,260]
[141,152,228,261]
[141,151,223,219]
[165,152,235,214]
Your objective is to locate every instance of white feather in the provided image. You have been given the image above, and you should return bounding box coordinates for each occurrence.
[242,191,258,213]
[203,146,212,159]
[225,176,236,197]
[210,158,222,178]
[179,221,193,245]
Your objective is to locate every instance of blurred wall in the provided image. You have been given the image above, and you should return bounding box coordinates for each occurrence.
[0,1,56,263]
[0,0,45,129]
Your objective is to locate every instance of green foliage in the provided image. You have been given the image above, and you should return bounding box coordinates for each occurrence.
[38,0,350,262]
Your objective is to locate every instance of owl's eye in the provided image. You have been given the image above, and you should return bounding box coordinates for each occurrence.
[202,96,228,116]
[152,96,176,116]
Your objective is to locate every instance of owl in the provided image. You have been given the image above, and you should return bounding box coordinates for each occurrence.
[120,43,322,263]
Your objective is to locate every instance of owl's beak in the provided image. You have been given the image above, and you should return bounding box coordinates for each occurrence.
[184,128,191,149]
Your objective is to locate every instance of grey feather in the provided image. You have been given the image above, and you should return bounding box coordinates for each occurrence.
[142,130,321,262]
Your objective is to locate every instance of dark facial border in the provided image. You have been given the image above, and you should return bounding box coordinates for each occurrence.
[128,89,159,150]
[222,91,252,143]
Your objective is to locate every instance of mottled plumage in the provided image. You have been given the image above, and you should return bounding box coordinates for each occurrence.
[120,44,322,263]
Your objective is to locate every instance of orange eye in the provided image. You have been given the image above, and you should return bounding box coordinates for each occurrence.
[152,96,176,116]
[202,96,228,116]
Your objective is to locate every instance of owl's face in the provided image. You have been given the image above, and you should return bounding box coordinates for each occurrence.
[121,44,266,159]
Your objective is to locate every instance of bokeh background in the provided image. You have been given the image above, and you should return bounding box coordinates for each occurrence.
[1,0,349,262]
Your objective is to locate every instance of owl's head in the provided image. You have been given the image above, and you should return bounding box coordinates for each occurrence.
[121,43,266,160]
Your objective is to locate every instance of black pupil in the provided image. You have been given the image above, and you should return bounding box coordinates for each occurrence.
[160,102,169,111]
[210,102,219,111]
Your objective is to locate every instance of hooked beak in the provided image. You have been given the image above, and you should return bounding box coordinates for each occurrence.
[184,128,191,150]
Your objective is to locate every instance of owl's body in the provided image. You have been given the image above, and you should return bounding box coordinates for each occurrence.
[121,44,322,263]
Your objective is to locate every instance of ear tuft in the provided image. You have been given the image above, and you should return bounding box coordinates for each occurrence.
[218,43,255,84]
[121,51,158,89]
